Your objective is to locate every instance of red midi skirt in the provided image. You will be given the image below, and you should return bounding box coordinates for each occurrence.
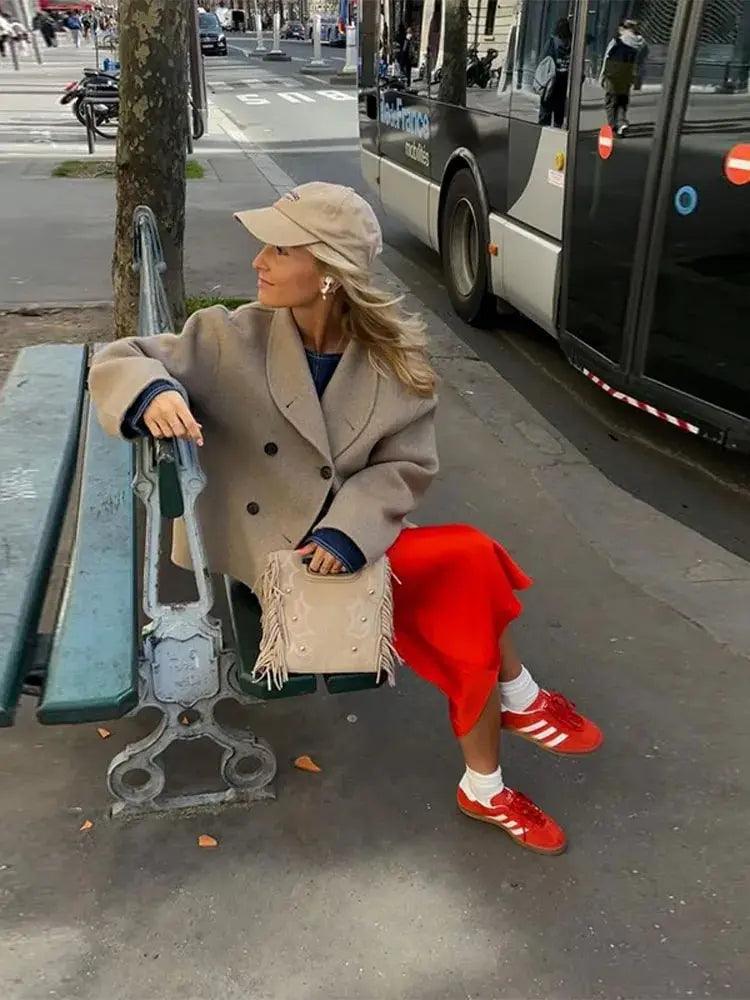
[387,524,532,739]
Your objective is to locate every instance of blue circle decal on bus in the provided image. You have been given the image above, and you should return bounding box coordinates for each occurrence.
[674,185,698,215]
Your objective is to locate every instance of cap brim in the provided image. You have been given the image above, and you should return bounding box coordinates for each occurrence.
[233,206,315,247]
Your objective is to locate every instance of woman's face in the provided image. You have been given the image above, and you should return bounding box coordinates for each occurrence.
[253,244,322,309]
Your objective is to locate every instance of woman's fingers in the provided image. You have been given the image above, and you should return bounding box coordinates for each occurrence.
[296,544,346,575]
[174,401,204,445]
[146,416,168,438]
[309,546,327,574]
[143,391,203,445]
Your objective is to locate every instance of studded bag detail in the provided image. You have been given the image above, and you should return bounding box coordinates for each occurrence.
[253,550,399,690]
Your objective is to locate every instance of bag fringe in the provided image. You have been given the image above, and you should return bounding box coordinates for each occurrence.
[252,554,288,691]
[376,557,400,688]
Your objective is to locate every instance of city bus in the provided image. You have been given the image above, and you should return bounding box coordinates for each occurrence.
[358,0,750,450]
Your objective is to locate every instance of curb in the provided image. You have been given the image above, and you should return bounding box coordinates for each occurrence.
[0,301,112,314]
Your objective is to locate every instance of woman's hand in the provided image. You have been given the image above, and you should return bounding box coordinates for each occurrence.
[296,542,346,575]
[143,390,204,446]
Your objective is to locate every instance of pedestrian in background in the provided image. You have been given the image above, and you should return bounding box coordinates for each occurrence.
[65,9,83,48]
[538,17,572,128]
[600,18,648,135]
[398,25,416,86]
[89,182,603,856]
[0,9,12,58]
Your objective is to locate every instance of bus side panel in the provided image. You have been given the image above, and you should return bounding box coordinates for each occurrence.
[506,120,566,241]
[429,104,510,218]
[489,215,560,336]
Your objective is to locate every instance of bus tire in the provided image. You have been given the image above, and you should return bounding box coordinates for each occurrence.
[441,168,494,325]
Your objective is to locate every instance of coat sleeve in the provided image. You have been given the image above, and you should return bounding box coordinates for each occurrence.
[88,306,224,438]
[314,396,439,564]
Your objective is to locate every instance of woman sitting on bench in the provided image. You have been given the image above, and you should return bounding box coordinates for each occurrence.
[89,182,602,855]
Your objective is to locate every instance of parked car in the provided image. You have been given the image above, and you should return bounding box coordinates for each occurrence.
[282,20,305,40]
[198,12,227,56]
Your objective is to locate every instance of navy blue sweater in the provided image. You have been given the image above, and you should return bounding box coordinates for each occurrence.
[122,348,366,572]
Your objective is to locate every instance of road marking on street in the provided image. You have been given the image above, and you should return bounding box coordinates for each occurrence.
[315,90,356,101]
[209,80,232,90]
[278,92,316,103]
[236,94,271,106]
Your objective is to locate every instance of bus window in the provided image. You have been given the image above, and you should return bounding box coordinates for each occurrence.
[643,0,750,419]
[565,0,678,364]
[464,0,515,114]
[379,0,429,98]
[510,0,574,128]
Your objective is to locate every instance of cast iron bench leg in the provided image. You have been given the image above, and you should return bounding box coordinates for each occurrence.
[105,405,277,816]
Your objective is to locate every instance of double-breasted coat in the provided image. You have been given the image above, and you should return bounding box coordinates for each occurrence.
[89,302,439,590]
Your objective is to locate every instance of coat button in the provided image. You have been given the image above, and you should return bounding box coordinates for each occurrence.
[264,442,278,456]
[320,465,333,480]
[246,501,260,515]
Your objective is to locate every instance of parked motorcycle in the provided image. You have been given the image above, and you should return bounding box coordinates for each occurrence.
[466,47,499,88]
[60,69,119,139]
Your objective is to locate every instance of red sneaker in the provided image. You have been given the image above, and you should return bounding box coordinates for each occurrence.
[457,783,567,855]
[502,689,603,755]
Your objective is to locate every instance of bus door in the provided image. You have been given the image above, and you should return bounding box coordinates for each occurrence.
[561,0,750,446]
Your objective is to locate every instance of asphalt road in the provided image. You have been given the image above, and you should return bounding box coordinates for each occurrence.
[203,43,750,563]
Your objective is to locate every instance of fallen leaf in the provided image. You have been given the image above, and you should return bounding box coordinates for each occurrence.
[179,715,190,725]
[79,819,94,832]
[198,834,218,848]
[294,754,322,773]
[96,727,111,740]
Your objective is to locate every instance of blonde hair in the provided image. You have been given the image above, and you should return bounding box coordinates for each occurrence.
[308,243,437,398]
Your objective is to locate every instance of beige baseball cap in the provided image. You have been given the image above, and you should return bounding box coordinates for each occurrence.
[234,181,383,272]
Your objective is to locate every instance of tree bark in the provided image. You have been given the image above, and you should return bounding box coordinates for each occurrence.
[439,0,468,107]
[112,0,189,339]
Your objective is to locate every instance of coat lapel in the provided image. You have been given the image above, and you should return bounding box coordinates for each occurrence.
[266,309,331,461]
[321,337,379,460]
[265,309,379,463]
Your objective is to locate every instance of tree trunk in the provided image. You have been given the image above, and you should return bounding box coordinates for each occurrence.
[112,0,189,339]
[439,0,468,107]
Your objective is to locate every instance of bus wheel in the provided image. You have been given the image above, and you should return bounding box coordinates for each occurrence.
[441,169,494,324]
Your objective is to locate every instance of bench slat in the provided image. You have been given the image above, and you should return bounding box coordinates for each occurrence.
[0,345,87,726]
[37,396,139,724]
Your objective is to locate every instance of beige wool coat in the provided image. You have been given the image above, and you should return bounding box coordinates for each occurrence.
[89,302,439,590]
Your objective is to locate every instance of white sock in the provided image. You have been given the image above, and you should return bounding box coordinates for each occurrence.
[459,765,505,807]
[500,665,540,713]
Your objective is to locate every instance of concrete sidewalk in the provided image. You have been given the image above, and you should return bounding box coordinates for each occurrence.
[1,44,749,1000]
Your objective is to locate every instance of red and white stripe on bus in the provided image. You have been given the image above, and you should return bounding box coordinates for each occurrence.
[581,369,700,435]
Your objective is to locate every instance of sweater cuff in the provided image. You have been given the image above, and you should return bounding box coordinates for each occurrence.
[308,528,366,573]
[121,379,180,439]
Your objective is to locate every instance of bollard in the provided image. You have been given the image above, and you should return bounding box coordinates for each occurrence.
[11,0,42,66]
[251,1,266,55]
[302,13,329,74]
[263,7,291,62]
[341,24,357,75]
[9,36,19,71]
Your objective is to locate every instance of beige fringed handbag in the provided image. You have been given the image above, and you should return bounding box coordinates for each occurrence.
[253,550,400,691]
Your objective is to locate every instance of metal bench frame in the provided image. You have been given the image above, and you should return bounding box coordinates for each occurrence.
[105,207,276,817]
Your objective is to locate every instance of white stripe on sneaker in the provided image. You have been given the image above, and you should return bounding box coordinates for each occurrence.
[519,719,549,733]
[545,733,568,748]
[534,726,557,741]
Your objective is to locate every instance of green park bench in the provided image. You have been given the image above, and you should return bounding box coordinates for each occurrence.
[0,206,382,818]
